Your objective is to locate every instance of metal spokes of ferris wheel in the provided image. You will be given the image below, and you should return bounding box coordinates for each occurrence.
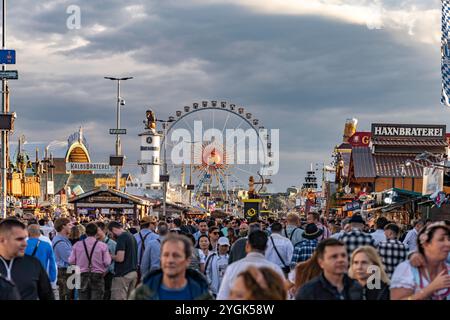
[160,100,275,214]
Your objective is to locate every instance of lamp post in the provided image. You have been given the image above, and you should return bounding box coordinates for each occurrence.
[157,118,175,217]
[104,76,133,190]
[1,0,8,218]
[183,140,200,206]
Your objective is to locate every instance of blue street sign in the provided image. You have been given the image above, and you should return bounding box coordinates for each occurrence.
[0,50,16,64]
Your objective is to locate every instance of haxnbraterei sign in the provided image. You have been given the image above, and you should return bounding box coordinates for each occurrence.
[371,124,446,138]
[66,162,114,173]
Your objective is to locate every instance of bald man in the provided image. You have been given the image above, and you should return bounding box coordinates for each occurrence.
[25,224,57,285]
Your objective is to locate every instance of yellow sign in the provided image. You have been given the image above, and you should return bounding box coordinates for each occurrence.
[247,208,256,217]
[94,178,126,188]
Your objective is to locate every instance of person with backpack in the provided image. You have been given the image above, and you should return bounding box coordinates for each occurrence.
[134,216,158,282]
[69,223,111,300]
[283,213,304,246]
[140,222,169,276]
[25,224,57,287]
[205,237,230,297]
[52,217,74,300]
[290,223,323,268]
[265,222,294,278]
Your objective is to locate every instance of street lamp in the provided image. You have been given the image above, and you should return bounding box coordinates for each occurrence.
[104,76,133,190]
[183,140,200,205]
[156,118,175,217]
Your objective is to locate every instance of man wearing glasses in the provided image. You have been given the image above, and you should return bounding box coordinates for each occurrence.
[208,226,221,252]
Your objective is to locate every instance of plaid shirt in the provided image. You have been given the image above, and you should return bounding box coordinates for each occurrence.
[377,239,407,278]
[339,229,375,258]
[290,239,319,268]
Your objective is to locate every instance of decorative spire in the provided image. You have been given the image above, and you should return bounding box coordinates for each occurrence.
[78,126,83,142]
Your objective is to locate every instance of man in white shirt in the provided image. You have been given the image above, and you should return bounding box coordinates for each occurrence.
[265,222,293,276]
[371,217,388,246]
[402,220,425,253]
[217,230,284,300]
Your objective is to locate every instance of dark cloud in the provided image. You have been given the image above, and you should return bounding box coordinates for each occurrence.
[5,0,446,190]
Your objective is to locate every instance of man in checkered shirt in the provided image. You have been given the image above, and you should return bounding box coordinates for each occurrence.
[377,223,407,278]
[290,223,322,268]
[338,214,375,258]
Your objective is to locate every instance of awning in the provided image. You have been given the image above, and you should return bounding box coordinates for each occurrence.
[372,137,447,147]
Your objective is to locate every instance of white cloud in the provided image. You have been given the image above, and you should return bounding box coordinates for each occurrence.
[193,0,440,44]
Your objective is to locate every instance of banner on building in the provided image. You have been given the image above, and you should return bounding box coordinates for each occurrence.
[94,178,126,188]
[72,185,85,196]
[442,0,450,106]
[243,199,261,222]
[344,201,361,212]
[422,166,444,195]
[47,181,54,195]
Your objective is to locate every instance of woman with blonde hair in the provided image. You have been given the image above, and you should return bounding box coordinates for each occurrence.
[349,245,390,300]
[229,266,287,300]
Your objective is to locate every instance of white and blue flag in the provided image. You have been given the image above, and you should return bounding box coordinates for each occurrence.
[442,0,450,106]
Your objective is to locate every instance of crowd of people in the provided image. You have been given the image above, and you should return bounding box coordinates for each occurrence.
[0,209,449,300]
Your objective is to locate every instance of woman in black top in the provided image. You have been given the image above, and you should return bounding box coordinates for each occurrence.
[349,246,390,300]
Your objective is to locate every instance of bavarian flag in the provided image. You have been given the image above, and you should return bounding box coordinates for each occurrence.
[442,0,450,106]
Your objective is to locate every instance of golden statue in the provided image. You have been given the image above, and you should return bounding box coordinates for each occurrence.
[145,109,156,130]
[248,176,255,199]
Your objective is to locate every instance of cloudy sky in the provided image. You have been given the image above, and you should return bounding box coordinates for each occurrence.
[5,0,447,191]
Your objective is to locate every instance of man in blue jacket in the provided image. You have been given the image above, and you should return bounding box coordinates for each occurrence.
[25,224,57,285]
[131,233,212,300]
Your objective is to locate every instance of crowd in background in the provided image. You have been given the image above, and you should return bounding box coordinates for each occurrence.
[1,209,450,300]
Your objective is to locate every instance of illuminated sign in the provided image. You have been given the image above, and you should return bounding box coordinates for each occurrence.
[94,178,126,188]
[349,132,371,147]
[372,124,446,138]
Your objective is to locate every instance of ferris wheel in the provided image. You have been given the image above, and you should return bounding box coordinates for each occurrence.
[161,100,275,213]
